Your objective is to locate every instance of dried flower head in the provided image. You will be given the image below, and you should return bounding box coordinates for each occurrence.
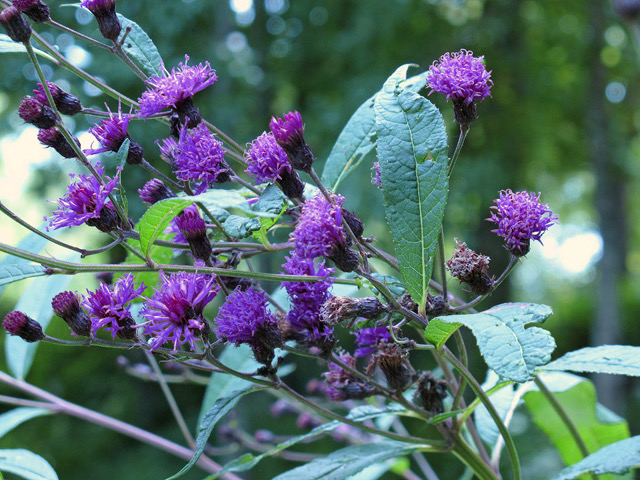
[487,189,558,256]
[322,351,376,401]
[446,239,493,295]
[413,371,448,414]
[321,296,385,326]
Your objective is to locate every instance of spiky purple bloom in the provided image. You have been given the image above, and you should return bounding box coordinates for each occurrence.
[270,111,313,171]
[137,55,217,123]
[215,287,282,364]
[34,82,82,116]
[81,0,120,41]
[353,327,393,358]
[163,123,229,194]
[3,311,44,342]
[140,270,219,352]
[45,161,122,231]
[138,178,176,205]
[174,206,212,261]
[292,193,345,259]
[487,189,558,256]
[83,274,145,339]
[0,6,31,43]
[85,105,143,164]
[283,254,334,349]
[18,96,56,129]
[12,0,50,23]
[37,127,80,159]
[371,162,382,189]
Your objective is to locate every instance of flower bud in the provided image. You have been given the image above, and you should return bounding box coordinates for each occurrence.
[12,0,50,23]
[51,291,91,337]
[81,0,121,41]
[0,6,31,43]
[3,311,44,342]
[174,208,212,262]
[342,208,364,239]
[614,0,640,20]
[328,243,359,273]
[322,296,385,325]
[138,179,176,205]
[270,111,314,172]
[37,127,80,158]
[34,82,82,116]
[18,96,56,129]
[413,372,448,414]
[446,239,494,295]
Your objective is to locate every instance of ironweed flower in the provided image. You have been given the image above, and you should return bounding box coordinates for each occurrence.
[140,270,219,352]
[426,49,493,126]
[163,123,230,194]
[81,0,120,41]
[0,6,31,43]
[446,239,493,295]
[138,55,217,128]
[12,0,50,23]
[3,311,44,342]
[269,111,314,172]
[322,351,376,401]
[34,82,82,116]
[45,161,122,232]
[52,290,91,337]
[215,287,282,364]
[18,96,56,129]
[37,127,80,159]
[174,206,212,261]
[83,274,145,340]
[245,132,304,200]
[138,178,176,205]
[487,189,558,256]
[85,104,143,164]
[353,327,393,358]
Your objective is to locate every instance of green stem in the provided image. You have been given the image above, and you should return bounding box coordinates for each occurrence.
[438,226,448,304]
[452,438,501,480]
[533,376,599,480]
[448,125,470,177]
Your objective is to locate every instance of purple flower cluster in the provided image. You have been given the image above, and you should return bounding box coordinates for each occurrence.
[140,270,219,352]
[46,161,122,231]
[487,189,558,256]
[158,123,229,194]
[426,49,493,106]
[245,132,292,184]
[353,327,392,358]
[292,193,345,259]
[86,104,143,164]
[138,56,217,119]
[83,274,145,339]
[283,254,334,347]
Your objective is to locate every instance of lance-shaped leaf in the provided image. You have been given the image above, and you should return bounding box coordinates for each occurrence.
[0,408,51,439]
[433,302,556,382]
[0,264,47,288]
[552,436,640,480]
[117,14,164,76]
[138,198,194,262]
[541,345,640,377]
[0,449,58,480]
[374,64,448,310]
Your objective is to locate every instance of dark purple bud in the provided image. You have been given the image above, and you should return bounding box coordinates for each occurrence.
[270,111,314,172]
[413,371,448,414]
[328,243,359,273]
[138,179,177,205]
[18,96,56,129]
[174,207,212,262]
[278,169,305,201]
[321,296,385,325]
[614,0,640,19]
[51,290,91,337]
[366,342,414,391]
[34,82,82,116]
[342,208,364,239]
[12,0,50,23]
[425,292,447,316]
[85,204,121,233]
[3,311,44,342]
[37,127,80,158]
[0,6,31,43]
[81,0,121,41]
[446,239,494,295]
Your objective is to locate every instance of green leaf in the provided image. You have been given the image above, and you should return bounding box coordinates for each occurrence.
[114,138,130,217]
[433,302,556,382]
[6,264,77,381]
[552,436,640,480]
[0,265,47,288]
[0,230,52,297]
[374,64,449,310]
[424,319,461,349]
[541,345,640,377]
[0,449,58,480]
[272,441,424,480]
[0,35,55,62]
[222,215,261,239]
[525,372,630,469]
[166,386,265,480]
[116,14,164,76]
[321,72,428,192]
[138,198,194,262]
[0,408,51,439]
[190,189,264,217]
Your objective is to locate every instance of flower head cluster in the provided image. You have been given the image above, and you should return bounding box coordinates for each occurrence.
[138,55,217,120]
[245,132,292,184]
[46,161,122,231]
[487,189,558,256]
[426,49,492,106]
[215,287,282,364]
[159,123,229,194]
[86,104,143,164]
[353,327,392,358]
[83,274,145,339]
[283,254,334,349]
[140,270,219,352]
[292,193,345,259]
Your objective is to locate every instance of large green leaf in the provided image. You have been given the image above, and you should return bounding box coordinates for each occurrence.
[541,345,640,377]
[374,64,448,310]
[321,72,428,192]
[5,263,77,381]
[0,231,52,297]
[0,35,55,61]
[0,265,47,288]
[272,441,424,480]
[166,386,266,480]
[116,14,164,76]
[138,198,194,262]
[552,436,640,480]
[0,408,51,439]
[433,303,555,382]
[0,449,58,480]
[424,318,461,349]
[525,372,630,469]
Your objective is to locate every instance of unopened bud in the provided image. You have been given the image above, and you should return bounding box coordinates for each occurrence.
[34,82,82,116]
[81,0,121,41]
[0,6,31,43]
[3,311,44,342]
[18,96,56,129]
[37,127,80,158]
[270,111,314,172]
[51,291,91,337]
[12,0,50,23]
